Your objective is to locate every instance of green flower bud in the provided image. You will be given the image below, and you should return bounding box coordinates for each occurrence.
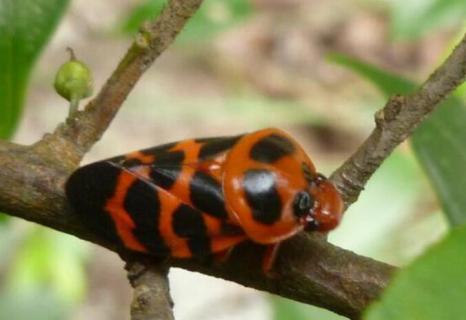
[54,48,93,115]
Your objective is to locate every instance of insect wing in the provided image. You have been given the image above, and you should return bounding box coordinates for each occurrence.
[66,134,246,259]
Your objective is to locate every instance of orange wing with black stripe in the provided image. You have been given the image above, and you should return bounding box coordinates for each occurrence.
[66,136,246,259]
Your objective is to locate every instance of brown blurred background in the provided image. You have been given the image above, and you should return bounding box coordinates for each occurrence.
[3,0,461,319]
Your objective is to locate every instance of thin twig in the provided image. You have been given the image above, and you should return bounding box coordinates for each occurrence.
[126,259,174,320]
[0,9,465,320]
[330,34,466,206]
[32,0,205,168]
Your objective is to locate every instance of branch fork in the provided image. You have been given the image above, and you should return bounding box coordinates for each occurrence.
[1,1,466,319]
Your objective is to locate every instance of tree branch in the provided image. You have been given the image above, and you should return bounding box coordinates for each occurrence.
[175,234,394,319]
[32,0,205,169]
[330,34,466,206]
[0,7,465,320]
[126,260,174,320]
[0,146,394,319]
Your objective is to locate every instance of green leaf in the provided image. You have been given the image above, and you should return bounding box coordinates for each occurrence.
[412,98,466,226]
[0,0,70,139]
[365,225,466,319]
[390,0,466,39]
[328,53,466,226]
[327,53,416,95]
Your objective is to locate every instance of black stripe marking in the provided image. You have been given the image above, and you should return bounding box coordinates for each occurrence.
[150,166,182,190]
[243,169,282,225]
[150,150,185,190]
[108,142,179,167]
[65,162,124,247]
[172,204,211,257]
[140,142,177,157]
[198,135,242,159]
[153,150,185,166]
[250,134,295,163]
[124,179,170,255]
[220,222,244,236]
[190,171,228,219]
[302,162,314,185]
[121,158,143,167]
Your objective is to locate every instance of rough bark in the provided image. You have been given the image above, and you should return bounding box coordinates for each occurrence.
[1,3,466,320]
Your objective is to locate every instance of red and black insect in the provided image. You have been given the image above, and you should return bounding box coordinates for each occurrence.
[66,128,343,272]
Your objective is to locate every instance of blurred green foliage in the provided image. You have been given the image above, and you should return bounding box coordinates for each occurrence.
[7,227,88,302]
[271,296,346,320]
[1,0,465,319]
[329,52,466,320]
[0,290,68,320]
[123,89,324,130]
[0,0,70,139]
[443,31,466,98]
[365,225,466,319]
[121,0,253,42]
[329,151,434,264]
[329,53,466,227]
[0,227,88,320]
[389,0,466,39]
[120,0,164,33]
[0,213,8,224]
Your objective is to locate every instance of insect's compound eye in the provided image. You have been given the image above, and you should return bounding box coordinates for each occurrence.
[292,191,315,219]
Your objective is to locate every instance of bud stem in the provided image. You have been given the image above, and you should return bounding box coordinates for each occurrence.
[69,97,79,117]
[66,47,77,61]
